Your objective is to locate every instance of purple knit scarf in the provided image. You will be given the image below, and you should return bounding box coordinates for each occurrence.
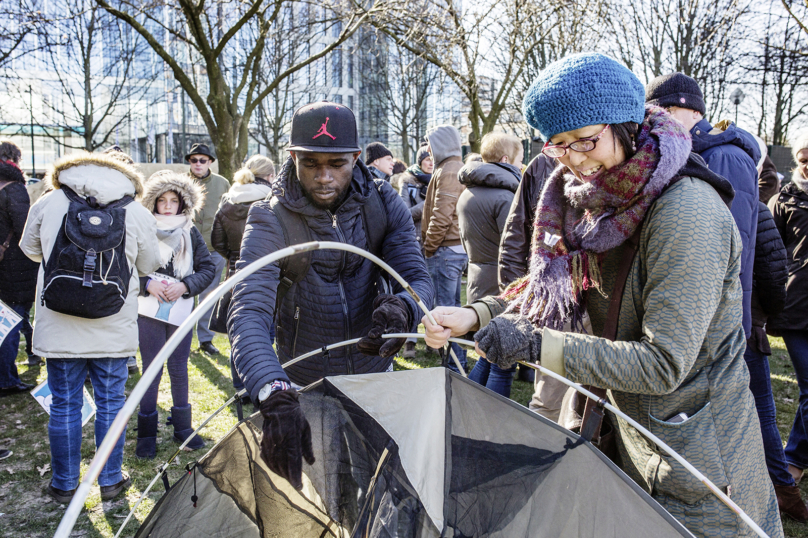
[503,106,691,330]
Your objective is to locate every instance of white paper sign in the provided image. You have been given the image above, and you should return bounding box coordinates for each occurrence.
[31,380,96,427]
[0,300,23,349]
[137,273,194,326]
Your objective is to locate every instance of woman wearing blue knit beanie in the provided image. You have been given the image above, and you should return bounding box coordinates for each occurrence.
[422,52,783,537]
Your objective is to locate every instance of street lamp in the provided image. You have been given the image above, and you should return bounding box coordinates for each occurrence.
[730,88,745,125]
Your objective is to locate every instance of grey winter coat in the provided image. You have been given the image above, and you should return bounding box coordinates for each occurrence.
[228,159,434,402]
[456,162,520,303]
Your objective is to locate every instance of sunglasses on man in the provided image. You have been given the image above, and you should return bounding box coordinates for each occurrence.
[189,157,209,164]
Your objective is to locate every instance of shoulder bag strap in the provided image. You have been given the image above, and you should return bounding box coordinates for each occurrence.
[269,195,312,315]
[579,226,643,443]
[579,175,684,443]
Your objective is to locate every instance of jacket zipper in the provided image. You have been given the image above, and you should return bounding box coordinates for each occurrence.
[327,210,354,374]
[291,306,300,359]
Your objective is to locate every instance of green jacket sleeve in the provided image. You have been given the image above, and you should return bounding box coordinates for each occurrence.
[556,184,741,395]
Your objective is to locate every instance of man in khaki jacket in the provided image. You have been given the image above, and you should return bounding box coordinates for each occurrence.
[185,143,230,355]
[421,124,467,371]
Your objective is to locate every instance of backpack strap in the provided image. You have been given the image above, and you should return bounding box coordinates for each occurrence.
[61,185,134,209]
[269,195,312,314]
[579,175,685,444]
[270,180,388,313]
[361,179,388,257]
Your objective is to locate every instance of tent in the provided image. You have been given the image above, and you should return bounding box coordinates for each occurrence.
[135,368,694,538]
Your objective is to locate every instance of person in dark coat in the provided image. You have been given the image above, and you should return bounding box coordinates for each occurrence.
[457,132,522,397]
[747,201,807,521]
[394,145,433,245]
[228,102,433,491]
[496,152,564,416]
[211,154,274,388]
[497,153,556,292]
[134,171,216,459]
[646,72,760,340]
[769,131,808,491]
[0,140,38,395]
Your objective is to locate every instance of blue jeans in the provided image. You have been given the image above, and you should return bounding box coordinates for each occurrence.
[47,358,128,490]
[745,346,795,486]
[426,246,467,372]
[782,330,808,470]
[0,302,26,388]
[469,359,516,398]
[196,250,226,344]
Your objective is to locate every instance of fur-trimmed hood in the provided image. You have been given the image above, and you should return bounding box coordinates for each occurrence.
[140,171,205,217]
[46,152,144,205]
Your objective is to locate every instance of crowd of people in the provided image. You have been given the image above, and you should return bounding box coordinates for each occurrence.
[0,51,808,537]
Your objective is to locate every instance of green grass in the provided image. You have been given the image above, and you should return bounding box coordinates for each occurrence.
[1,327,806,536]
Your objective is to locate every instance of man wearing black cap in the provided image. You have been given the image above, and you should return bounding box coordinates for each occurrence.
[364,141,395,180]
[185,142,231,355]
[228,102,433,490]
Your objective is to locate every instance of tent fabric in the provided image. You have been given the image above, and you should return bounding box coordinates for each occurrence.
[135,368,694,538]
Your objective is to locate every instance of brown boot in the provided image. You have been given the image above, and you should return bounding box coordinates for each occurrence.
[775,484,808,523]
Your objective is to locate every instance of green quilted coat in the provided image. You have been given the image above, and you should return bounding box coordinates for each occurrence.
[483,177,782,537]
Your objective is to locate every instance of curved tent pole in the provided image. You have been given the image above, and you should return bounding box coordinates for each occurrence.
[289,335,772,538]
[54,241,464,538]
[110,333,769,538]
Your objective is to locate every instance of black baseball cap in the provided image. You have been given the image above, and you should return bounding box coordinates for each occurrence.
[287,101,361,153]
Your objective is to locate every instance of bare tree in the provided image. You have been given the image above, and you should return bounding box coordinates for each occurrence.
[358,33,440,162]
[249,3,324,163]
[739,1,808,144]
[97,0,384,179]
[9,0,157,152]
[370,0,562,152]
[605,0,750,119]
[0,1,46,69]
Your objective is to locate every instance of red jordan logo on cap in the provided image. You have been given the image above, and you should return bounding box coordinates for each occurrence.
[312,117,336,140]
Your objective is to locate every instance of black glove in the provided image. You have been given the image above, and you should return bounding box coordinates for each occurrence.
[259,389,315,490]
[357,294,411,358]
[474,314,543,370]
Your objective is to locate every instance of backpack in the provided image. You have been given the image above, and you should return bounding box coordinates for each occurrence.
[41,186,134,319]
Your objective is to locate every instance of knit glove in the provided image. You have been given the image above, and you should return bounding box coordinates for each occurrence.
[474,314,542,370]
[259,389,315,490]
[357,294,411,358]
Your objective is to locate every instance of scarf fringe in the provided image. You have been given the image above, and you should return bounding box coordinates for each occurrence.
[503,251,602,331]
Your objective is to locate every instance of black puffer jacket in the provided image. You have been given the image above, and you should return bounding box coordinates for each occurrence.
[0,162,38,305]
[139,226,216,299]
[749,202,787,354]
[211,178,272,271]
[457,161,520,303]
[229,158,434,402]
[498,154,556,291]
[769,181,808,332]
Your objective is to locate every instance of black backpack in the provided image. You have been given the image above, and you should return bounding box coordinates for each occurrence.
[41,186,134,319]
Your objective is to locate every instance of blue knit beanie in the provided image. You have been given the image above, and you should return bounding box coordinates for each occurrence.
[522,53,646,140]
